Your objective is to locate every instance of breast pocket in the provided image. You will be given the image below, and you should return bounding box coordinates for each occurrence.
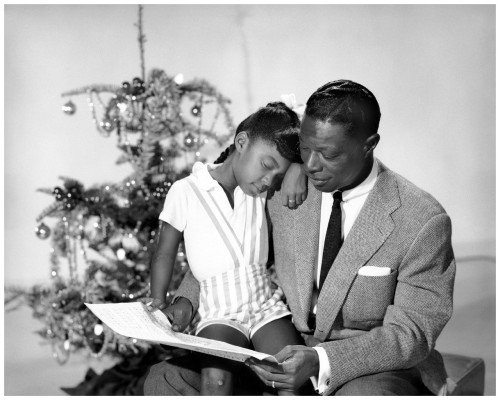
[342,269,398,330]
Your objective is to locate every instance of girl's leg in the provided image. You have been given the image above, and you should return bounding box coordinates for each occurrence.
[197,323,250,396]
[251,316,305,396]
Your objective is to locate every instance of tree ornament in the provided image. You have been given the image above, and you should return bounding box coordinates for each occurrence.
[35,222,51,239]
[100,117,115,134]
[68,185,83,200]
[94,323,104,336]
[52,340,70,365]
[62,100,76,115]
[53,186,65,201]
[122,81,132,94]
[116,248,127,261]
[184,132,195,148]
[191,104,201,117]
[173,73,184,85]
[132,77,146,95]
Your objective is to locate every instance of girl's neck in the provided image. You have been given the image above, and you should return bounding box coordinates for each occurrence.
[208,155,238,193]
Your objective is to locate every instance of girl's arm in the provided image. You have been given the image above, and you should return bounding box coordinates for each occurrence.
[281,163,308,209]
[148,221,183,308]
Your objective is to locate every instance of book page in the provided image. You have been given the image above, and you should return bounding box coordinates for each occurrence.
[85,302,278,363]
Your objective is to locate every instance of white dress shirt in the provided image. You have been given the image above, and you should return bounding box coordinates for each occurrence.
[312,159,379,394]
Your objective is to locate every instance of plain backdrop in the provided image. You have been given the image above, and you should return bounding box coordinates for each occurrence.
[3,4,496,395]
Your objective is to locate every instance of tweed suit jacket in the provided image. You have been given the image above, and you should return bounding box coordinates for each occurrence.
[174,160,456,395]
[265,160,456,395]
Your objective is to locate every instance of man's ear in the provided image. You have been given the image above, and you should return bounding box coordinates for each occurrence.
[234,131,249,153]
[364,133,380,155]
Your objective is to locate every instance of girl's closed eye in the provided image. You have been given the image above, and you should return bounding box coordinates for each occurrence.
[261,161,272,170]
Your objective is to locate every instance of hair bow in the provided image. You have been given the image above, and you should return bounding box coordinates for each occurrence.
[280,93,306,119]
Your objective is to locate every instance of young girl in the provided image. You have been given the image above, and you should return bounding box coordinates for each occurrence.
[144,102,306,395]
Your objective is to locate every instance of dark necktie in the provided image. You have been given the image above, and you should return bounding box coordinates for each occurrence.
[319,191,343,292]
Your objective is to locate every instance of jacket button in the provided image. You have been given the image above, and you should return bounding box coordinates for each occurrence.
[326,379,331,386]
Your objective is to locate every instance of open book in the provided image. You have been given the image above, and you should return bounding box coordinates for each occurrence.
[85,302,279,364]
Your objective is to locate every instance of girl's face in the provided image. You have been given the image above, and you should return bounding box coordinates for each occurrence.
[233,134,292,196]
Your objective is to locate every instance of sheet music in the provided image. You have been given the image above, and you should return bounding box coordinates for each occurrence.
[85,302,278,363]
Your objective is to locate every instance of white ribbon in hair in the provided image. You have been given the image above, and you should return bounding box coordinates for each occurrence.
[280,93,306,119]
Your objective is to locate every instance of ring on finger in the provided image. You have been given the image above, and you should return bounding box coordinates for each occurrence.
[272,381,275,389]
[288,199,295,203]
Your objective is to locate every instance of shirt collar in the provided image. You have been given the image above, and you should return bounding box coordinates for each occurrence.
[338,159,379,202]
[191,161,220,191]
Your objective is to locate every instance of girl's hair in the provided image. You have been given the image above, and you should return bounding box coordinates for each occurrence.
[214,101,302,164]
[305,79,381,136]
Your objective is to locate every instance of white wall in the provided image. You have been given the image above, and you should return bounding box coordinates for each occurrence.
[5,4,495,286]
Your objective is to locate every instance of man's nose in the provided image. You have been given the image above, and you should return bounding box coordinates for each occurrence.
[304,151,321,173]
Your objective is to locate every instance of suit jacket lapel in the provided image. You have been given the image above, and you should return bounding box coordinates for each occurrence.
[315,162,401,340]
[292,180,321,329]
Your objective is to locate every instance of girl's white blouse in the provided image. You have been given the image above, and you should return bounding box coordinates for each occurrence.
[159,162,268,282]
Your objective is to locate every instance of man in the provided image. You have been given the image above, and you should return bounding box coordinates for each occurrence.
[144,80,456,395]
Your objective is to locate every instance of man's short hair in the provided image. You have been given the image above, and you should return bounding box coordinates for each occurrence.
[305,79,381,136]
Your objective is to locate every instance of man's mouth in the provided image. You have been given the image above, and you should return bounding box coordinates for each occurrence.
[308,176,328,184]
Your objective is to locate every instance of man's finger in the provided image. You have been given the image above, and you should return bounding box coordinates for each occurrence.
[272,345,296,363]
[246,358,286,375]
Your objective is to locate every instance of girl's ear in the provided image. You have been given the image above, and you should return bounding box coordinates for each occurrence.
[234,131,249,153]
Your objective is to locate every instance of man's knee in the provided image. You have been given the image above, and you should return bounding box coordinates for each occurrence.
[334,369,426,396]
[144,357,201,396]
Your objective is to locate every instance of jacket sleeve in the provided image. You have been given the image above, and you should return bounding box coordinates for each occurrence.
[317,213,456,395]
[172,269,200,312]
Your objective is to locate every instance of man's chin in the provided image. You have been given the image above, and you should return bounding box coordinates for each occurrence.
[310,178,333,192]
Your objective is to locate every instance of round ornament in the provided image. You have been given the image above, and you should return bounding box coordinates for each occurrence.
[62,100,76,115]
[94,323,104,336]
[116,248,127,261]
[184,133,195,148]
[191,105,201,117]
[100,117,115,134]
[52,340,70,365]
[53,186,65,201]
[35,222,51,239]
[122,81,132,94]
[132,77,146,95]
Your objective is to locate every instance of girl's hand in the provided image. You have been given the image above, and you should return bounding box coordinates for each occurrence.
[281,163,308,209]
[138,297,168,313]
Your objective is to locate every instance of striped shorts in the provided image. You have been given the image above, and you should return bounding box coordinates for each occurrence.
[195,263,291,340]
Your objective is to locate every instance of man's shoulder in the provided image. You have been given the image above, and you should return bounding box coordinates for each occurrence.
[378,161,447,217]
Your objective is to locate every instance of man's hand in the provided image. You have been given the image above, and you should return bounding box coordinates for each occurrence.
[245,345,320,392]
[281,163,308,209]
[165,297,195,332]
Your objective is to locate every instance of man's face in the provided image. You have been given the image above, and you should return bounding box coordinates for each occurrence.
[299,115,370,193]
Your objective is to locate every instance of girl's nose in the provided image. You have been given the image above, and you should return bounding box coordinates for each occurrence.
[261,175,271,186]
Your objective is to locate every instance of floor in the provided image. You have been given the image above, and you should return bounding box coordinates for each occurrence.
[4,259,495,395]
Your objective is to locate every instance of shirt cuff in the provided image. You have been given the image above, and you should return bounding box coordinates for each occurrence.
[312,346,331,394]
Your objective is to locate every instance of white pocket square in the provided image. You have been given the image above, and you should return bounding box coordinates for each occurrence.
[358,266,391,276]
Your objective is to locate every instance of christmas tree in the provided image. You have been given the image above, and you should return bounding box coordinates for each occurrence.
[5,5,234,391]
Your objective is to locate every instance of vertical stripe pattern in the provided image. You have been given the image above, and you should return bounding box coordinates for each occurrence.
[188,177,289,335]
